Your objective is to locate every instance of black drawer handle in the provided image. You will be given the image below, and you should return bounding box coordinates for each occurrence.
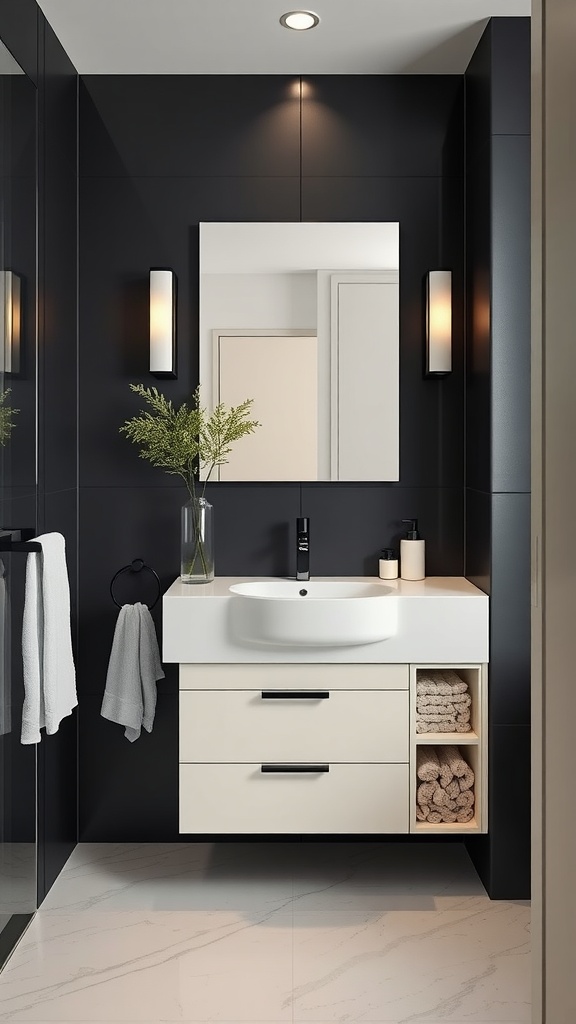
[261,690,330,700]
[261,764,330,773]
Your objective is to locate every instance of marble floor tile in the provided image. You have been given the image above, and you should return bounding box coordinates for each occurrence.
[291,903,531,1022]
[40,843,296,914]
[0,909,293,1021]
[290,842,488,911]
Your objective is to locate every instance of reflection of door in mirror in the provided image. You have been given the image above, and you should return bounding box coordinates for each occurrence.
[200,223,400,482]
[214,331,317,481]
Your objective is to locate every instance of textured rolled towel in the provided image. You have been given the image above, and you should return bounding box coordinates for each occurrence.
[446,779,460,799]
[456,806,474,823]
[442,670,469,691]
[455,720,472,733]
[438,745,475,791]
[416,711,455,722]
[417,693,471,709]
[427,807,457,823]
[417,780,438,807]
[416,675,468,697]
[416,804,429,821]
[456,790,475,809]
[416,746,440,781]
[432,786,457,810]
[427,810,442,824]
[416,707,471,723]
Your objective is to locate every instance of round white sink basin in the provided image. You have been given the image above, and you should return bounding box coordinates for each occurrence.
[229,579,397,647]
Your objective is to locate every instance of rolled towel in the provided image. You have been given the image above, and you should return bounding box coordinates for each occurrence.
[439,806,458,823]
[416,711,457,722]
[417,705,471,721]
[446,779,460,799]
[437,747,455,788]
[416,676,468,697]
[417,693,471,709]
[416,804,429,821]
[455,720,472,733]
[439,745,475,791]
[417,746,440,781]
[456,806,475,823]
[427,810,443,824]
[456,790,475,809]
[432,786,457,810]
[442,670,469,692]
[417,780,438,807]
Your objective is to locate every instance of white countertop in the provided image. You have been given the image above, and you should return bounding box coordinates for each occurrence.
[164,576,488,600]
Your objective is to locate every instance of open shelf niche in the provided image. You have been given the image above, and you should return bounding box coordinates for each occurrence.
[409,664,488,834]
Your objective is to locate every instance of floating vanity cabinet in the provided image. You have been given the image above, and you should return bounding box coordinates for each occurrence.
[179,664,410,834]
[164,577,490,837]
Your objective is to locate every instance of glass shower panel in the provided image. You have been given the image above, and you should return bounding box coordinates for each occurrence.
[0,39,37,963]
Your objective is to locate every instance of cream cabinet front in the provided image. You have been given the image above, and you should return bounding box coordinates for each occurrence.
[178,662,487,836]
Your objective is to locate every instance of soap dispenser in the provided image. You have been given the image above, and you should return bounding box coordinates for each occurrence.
[400,519,425,581]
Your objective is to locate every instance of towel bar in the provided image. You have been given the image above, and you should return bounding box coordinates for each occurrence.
[110,558,161,610]
[0,528,42,553]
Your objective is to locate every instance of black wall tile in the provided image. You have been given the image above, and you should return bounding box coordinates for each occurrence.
[300,484,463,577]
[487,724,531,898]
[491,18,531,136]
[465,138,492,494]
[302,76,462,178]
[490,493,531,726]
[80,695,180,842]
[465,488,491,595]
[491,134,531,494]
[464,23,491,171]
[36,709,78,901]
[80,76,301,178]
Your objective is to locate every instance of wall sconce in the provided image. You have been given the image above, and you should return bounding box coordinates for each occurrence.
[149,268,177,378]
[426,270,452,377]
[0,271,22,376]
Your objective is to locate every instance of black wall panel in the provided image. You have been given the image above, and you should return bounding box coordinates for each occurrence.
[464,19,531,899]
[78,74,466,842]
[0,0,38,82]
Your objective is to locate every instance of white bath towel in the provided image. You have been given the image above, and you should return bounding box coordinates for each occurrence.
[0,558,11,735]
[101,602,164,742]
[21,533,77,744]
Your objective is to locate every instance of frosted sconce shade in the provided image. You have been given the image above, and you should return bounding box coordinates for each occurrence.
[0,271,21,376]
[150,268,177,378]
[426,270,452,376]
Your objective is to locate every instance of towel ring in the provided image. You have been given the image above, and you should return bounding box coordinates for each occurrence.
[110,559,161,610]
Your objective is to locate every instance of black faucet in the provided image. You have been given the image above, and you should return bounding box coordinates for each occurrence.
[296,517,310,581]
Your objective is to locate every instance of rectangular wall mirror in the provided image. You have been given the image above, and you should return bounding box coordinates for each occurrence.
[199,222,399,482]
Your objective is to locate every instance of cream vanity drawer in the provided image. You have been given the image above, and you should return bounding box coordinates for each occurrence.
[179,763,409,834]
[179,689,409,764]
[179,663,409,691]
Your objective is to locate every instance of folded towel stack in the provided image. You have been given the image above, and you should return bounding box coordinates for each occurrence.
[416,669,471,733]
[416,745,475,823]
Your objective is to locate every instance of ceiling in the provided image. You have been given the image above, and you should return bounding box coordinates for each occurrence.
[37,0,529,75]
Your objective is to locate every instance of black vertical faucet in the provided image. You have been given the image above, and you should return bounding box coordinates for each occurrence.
[296,517,310,581]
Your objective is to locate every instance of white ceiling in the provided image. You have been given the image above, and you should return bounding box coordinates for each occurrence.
[37,0,530,75]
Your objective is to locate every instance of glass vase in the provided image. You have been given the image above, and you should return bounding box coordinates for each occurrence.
[181,497,214,583]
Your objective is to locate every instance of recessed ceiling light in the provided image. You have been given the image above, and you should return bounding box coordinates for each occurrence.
[280,11,320,31]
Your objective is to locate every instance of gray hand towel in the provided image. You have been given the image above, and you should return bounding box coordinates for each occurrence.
[101,602,165,742]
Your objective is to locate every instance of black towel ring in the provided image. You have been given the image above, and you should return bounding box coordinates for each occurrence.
[110,558,162,610]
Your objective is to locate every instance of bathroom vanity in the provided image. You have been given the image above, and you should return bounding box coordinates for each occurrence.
[163,576,489,836]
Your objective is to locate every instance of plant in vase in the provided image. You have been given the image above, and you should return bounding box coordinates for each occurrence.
[120,384,259,582]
